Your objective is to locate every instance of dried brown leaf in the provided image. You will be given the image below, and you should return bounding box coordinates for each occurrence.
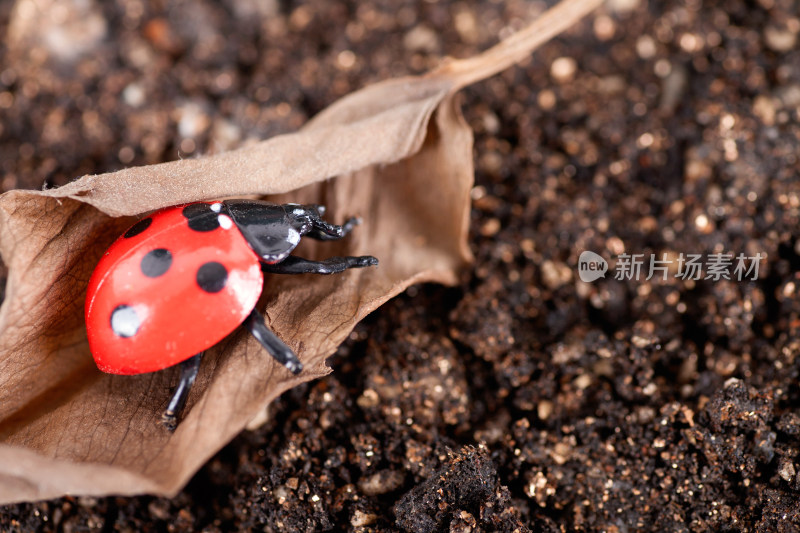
[0,0,601,503]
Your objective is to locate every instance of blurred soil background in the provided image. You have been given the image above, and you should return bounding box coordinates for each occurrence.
[1,0,800,531]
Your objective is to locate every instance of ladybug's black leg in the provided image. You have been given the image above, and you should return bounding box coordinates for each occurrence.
[245,308,303,375]
[161,352,203,431]
[262,255,378,275]
[306,216,361,241]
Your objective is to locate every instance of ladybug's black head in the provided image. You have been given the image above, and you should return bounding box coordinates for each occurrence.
[223,200,311,264]
[285,203,325,220]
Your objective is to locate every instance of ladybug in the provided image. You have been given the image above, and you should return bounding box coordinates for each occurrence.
[85,200,378,430]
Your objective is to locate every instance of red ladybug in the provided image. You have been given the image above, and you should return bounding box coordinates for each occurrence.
[85,200,377,430]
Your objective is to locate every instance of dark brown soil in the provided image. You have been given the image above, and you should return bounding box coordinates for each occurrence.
[2,0,800,531]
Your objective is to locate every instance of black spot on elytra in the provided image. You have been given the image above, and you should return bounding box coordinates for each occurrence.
[141,248,172,278]
[111,305,140,337]
[196,261,228,293]
[182,203,220,232]
[124,217,152,238]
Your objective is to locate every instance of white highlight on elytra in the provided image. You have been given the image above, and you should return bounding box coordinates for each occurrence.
[228,264,262,314]
[218,214,233,229]
[210,202,222,213]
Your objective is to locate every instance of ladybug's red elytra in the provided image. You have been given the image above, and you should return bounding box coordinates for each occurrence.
[85,200,378,430]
